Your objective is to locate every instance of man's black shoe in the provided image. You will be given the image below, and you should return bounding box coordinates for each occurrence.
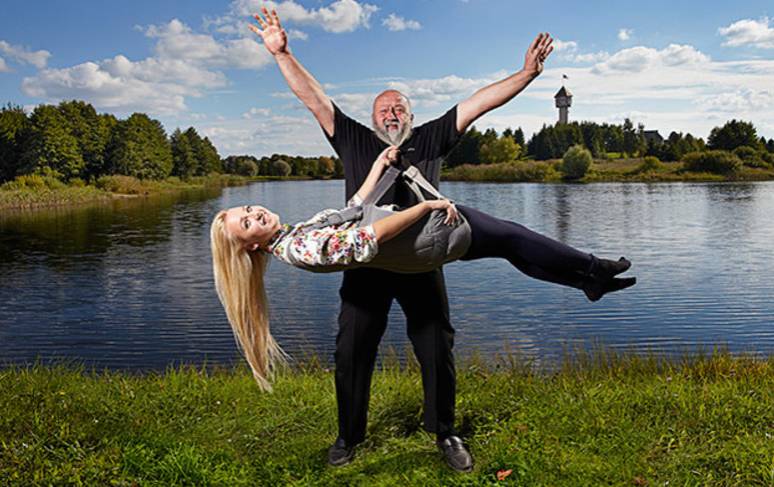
[327,438,355,467]
[436,435,473,472]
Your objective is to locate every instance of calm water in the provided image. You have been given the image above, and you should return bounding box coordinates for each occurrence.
[1,180,773,371]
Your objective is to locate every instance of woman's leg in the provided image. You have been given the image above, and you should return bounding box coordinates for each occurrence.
[457,205,594,275]
[455,205,635,298]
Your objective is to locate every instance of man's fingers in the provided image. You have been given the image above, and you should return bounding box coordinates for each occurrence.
[261,6,273,25]
[272,8,282,27]
[247,23,263,36]
[529,33,542,52]
[253,13,267,28]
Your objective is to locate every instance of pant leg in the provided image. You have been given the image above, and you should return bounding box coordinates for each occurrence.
[456,204,593,289]
[394,268,456,439]
[336,268,393,445]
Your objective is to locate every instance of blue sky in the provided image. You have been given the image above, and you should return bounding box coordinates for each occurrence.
[1,0,773,157]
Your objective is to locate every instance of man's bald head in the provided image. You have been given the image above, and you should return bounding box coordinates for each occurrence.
[372,90,414,146]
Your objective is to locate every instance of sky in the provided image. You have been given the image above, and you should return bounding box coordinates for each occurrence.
[1,0,773,157]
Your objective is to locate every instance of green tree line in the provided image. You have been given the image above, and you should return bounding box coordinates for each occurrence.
[0,100,342,184]
[446,118,774,166]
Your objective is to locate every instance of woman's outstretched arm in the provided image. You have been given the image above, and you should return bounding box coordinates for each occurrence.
[347,146,397,206]
[372,200,459,244]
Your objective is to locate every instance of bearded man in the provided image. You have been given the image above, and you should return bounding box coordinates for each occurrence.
[250,7,553,472]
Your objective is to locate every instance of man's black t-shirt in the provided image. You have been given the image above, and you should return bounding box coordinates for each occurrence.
[325,102,462,208]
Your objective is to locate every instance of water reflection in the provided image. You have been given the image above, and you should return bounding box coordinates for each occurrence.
[1,180,773,371]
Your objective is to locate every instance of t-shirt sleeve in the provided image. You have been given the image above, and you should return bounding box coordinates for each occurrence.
[286,224,379,268]
[324,102,369,160]
[421,104,463,157]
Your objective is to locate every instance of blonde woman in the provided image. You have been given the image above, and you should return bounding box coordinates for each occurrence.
[211,146,635,390]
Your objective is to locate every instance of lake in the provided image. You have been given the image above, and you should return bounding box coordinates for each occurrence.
[1,180,773,371]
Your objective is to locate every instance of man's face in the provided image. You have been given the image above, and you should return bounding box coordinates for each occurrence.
[372,92,413,145]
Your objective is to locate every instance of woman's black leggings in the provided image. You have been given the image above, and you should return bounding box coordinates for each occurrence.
[456,205,596,290]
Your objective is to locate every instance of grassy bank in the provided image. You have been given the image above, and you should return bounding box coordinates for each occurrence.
[442,158,774,183]
[1,349,772,485]
[0,174,306,211]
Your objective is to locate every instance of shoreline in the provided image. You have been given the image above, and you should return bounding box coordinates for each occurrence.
[3,160,774,211]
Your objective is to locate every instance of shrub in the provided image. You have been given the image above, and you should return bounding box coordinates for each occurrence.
[682,150,742,174]
[69,178,86,187]
[96,175,145,194]
[270,160,291,177]
[235,159,258,176]
[636,156,664,173]
[561,145,592,179]
[733,146,770,168]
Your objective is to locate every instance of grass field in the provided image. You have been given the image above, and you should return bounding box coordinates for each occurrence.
[1,348,772,486]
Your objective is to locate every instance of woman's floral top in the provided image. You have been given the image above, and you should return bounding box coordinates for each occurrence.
[265,194,382,269]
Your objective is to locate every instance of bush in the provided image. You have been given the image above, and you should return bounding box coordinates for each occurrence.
[682,150,742,174]
[96,175,145,194]
[234,159,258,177]
[561,145,592,179]
[733,146,770,168]
[635,156,664,173]
[270,160,291,177]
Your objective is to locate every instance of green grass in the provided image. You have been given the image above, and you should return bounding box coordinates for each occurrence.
[1,348,772,486]
[0,174,260,210]
[442,158,774,183]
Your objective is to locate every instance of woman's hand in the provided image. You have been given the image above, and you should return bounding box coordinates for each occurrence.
[249,7,288,56]
[523,32,554,77]
[424,199,460,225]
[375,145,400,169]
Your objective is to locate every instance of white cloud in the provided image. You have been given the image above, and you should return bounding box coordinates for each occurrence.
[21,19,272,115]
[221,0,378,34]
[553,38,609,63]
[200,112,328,156]
[288,29,309,40]
[591,44,709,74]
[242,107,272,118]
[553,39,578,53]
[0,57,9,73]
[382,13,421,32]
[0,40,50,68]
[718,16,774,49]
[144,19,272,70]
[618,28,633,41]
[698,88,774,113]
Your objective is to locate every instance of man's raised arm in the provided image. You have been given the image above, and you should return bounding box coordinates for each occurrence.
[456,32,554,133]
[250,7,334,136]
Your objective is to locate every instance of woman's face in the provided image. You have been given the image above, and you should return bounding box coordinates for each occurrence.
[224,205,281,251]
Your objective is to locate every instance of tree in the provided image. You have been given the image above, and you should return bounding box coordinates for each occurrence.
[318,156,335,176]
[57,100,112,179]
[170,128,197,178]
[20,104,84,180]
[0,104,30,182]
[446,126,482,166]
[198,137,222,174]
[707,119,761,151]
[106,113,172,179]
[480,135,520,164]
[561,144,592,179]
[270,159,291,176]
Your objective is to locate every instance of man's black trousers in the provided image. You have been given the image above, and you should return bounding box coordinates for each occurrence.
[335,267,456,445]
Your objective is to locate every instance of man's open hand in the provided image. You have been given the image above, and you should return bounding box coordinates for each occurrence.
[249,6,288,56]
[523,32,554,76]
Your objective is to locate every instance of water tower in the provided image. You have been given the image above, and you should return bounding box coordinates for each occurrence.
[554,85,572,124]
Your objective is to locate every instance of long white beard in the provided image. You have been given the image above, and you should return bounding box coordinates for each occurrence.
[373,122,413,146]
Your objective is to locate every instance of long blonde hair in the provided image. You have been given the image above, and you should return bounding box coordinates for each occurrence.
[210,210,286,391]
